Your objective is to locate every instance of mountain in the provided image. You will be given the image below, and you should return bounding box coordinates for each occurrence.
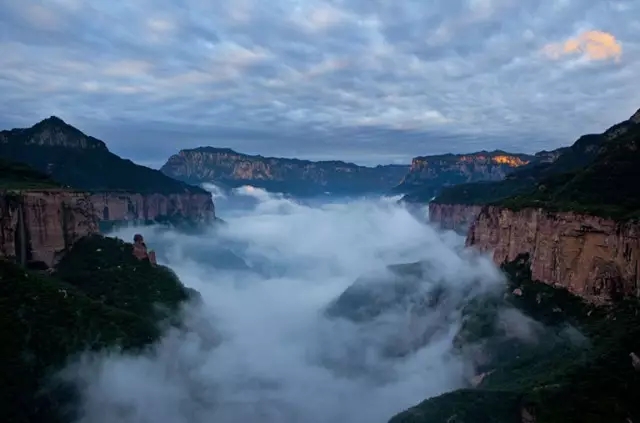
[432,108,640,208]
[396,150,535,202]
[429,108,640,231]
[0,116,206,195]
[0,117,215,232]
[160,147,409,196]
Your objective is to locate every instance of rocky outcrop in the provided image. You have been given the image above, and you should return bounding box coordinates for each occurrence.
[428,203,483,232]
[89,192,215,223]
[0,190,98,267]
[397,151,533,194]
[466,206,640,302]
[160,147,408,196]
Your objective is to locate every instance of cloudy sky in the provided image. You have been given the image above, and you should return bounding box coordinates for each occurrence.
[1,0,639,166]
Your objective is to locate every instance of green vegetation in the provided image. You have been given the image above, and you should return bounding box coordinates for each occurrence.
[0,117,207,194]
[499,126,640,220]
[0,158,61,190]
[388,254,640,423]
[0,234,195,423]
[431,111,640,220]
[432,112,640,210]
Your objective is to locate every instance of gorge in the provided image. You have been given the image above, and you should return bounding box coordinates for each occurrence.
[1,109,640,423]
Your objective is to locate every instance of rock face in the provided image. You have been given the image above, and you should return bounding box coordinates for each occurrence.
[428,203,483,232]
[160,147,409,196]
[466,206,640,301]
[398,150,534,202]
[0,190,98,267]
[89,192,215,223]
[0,189,215,268]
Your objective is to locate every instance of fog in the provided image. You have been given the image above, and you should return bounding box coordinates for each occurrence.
[66,186,508,423]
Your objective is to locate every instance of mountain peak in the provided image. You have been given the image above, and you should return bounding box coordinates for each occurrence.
[6,116,110,151]
[40,115,66,125]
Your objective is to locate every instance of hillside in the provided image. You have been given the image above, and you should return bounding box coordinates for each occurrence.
[432,109,640,208]
[499,116,640,220]
[396,150,535,202]
[0,158,60,190]
[0,234,197,423]
[160,147,409,196]
[387,254,640,423]
[0,117,207,195]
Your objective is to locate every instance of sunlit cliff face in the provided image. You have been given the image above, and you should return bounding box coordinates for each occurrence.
[410,154,529,169]
[491,155,529,166]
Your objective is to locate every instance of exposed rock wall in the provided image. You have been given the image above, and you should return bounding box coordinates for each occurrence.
[160,147,408,194]
[0,190,98,266]
[89,192,215,223]
[428,203,483,232]
[0,190,215,267]
[466,206,640,301]
[398,152,532,193]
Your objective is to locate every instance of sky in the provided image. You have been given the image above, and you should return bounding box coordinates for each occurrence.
[1,0,639,167]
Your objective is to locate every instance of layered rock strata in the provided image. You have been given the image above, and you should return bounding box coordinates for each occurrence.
[466,206,640,301]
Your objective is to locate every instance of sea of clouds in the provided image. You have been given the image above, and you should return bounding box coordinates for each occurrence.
[65,186,508,423]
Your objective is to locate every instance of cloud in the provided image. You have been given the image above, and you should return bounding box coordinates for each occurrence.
[60,190,506,423]
[543,30,623,62]
[0,0,639,164]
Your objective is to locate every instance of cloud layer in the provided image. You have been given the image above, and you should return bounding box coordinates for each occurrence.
[63,188,505,423]
[1,0,639,164]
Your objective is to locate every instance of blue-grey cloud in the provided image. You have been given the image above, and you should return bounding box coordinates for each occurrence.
[1,0,639,165]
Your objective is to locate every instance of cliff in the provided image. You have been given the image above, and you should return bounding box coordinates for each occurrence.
[397,150,534,202]
[91,191,215,227]
[0,117,215,225]
[0,188,216,267]
[428,203,483,232]
[160,147,409,196]
[0,190,97,267]
[467,206,640,301]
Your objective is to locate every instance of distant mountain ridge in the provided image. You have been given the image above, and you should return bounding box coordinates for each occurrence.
[395,150,536,202]
[160,146,410,196]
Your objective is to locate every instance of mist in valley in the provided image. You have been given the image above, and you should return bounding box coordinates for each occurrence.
[64,186,509,423]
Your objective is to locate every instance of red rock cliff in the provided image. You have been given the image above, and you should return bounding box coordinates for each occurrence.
[466,206,640,301]
[89,192,215,223]
[428,203,483,232]
[0,190,98,267]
